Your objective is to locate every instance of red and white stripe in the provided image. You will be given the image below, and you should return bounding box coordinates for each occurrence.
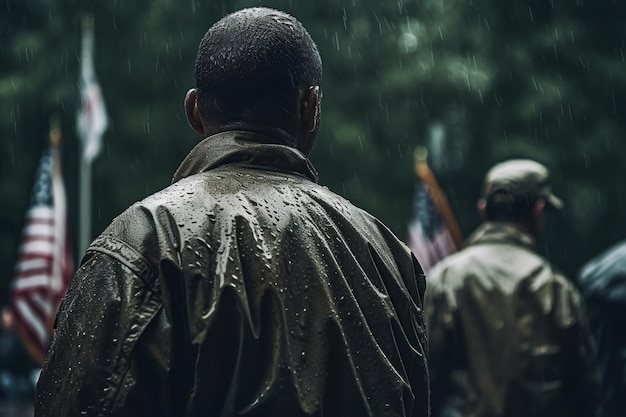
[409,220,457,274]
[10,147,72,364]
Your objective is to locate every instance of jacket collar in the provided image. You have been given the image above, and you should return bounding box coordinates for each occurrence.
[465,221,536,250]
[171,130,319,184]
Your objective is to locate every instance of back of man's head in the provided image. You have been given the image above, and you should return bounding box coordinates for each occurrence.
[194,8,322,129]
[481,159,563,226]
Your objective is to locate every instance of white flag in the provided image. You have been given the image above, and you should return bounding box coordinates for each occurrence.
[77,18,108,162]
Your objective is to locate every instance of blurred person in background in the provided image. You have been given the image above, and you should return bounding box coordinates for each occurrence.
[425,159,599,417]
[34,7,429,417]
[579,241,626,417]
[0,307,38,404]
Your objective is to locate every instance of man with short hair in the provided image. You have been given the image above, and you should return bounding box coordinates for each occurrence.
[35,8,429,417]
[425,159,598,417]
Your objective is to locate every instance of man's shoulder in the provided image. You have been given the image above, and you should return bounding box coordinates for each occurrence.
[426,247,479,289]
[578,238,626,300]
[427,241,555,288]
[106,168,400,250]
[429,243,487,274]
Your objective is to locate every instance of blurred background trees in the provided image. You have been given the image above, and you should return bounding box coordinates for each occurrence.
[2,0,625,300]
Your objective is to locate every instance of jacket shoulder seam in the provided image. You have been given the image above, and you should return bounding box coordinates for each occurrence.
[88,236,159,283]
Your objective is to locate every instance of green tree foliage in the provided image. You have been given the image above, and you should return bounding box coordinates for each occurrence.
[1,0,625,301]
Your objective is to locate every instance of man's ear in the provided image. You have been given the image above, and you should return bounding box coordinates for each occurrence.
[296,86,320,155]
[477,198,488,220]
[533,199,546,218]
[529,198,547,235]
[302,86,320,134]
[184,89,205,135]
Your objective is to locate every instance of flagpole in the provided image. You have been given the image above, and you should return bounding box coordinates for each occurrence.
[49,115,68,330]
[78,16,92,258]
[77,14,107,257]
[79,140,92,257]
[414,147,464,250]
[49,115,63,292]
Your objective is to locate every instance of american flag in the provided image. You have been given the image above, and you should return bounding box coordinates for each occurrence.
[408,150,463,273]
[10,141,72,365]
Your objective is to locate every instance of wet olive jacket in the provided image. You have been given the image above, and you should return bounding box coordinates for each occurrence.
[35,131,429,417]
[425,222,598,417]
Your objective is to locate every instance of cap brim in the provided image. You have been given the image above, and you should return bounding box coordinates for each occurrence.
[545,193,564,210]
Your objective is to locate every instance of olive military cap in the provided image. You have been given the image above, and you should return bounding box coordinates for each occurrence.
[482,159,564,209]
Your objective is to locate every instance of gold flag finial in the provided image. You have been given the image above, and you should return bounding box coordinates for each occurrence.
[414,146,428,164]
[414,146,429,177]
[49,115,61,146]
[82,14,94,32]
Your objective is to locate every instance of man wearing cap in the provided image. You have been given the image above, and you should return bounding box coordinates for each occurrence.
[425,159,599,417]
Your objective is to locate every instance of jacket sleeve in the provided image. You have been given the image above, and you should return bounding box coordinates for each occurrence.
[424,266,456,417]
[34,240,172,417]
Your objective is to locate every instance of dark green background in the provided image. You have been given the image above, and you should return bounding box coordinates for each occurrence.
[2,0,624,301]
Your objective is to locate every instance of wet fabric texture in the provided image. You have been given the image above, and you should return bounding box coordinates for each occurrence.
[35,130,429,417]
[425,222,598,417]
[579,240,626,417]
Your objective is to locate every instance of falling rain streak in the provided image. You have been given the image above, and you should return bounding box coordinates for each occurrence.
[0,2,625,394]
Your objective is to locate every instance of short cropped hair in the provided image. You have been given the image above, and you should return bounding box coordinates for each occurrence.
[485,193,541,223]
[195,8,322,126]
